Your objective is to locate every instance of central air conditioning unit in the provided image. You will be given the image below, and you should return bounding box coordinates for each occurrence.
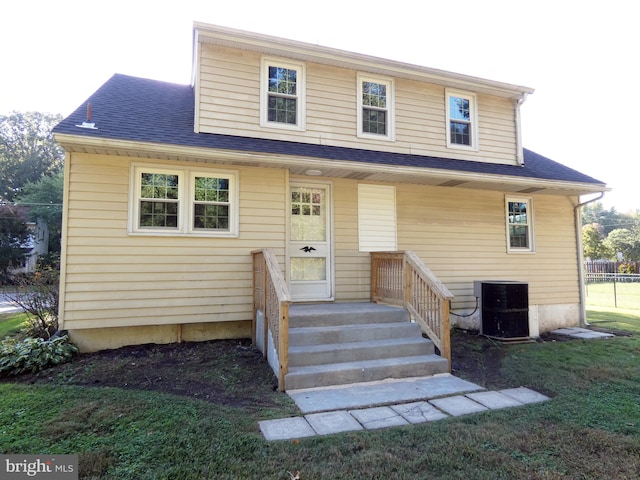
[473,280,529,341]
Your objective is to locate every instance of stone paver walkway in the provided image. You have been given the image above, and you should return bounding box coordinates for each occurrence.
[259,378,550,441]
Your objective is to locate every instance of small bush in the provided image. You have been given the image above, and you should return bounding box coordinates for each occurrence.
[0,335,78,376]
[618,262,637,274]
[10,264,59,339]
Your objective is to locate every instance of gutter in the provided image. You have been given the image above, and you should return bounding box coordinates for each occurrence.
[575,192,605,326]
[515,94,529,165]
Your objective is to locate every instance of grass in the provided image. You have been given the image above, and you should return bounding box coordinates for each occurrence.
[0,312,28,338]
[585,281,640,310]
[1,309,639,479]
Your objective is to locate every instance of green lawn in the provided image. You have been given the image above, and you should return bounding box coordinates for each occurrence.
[0,312,28,339]
[585,280,640,310]
[0,309,639,479]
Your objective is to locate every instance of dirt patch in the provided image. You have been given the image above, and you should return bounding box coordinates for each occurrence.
[1,339,283,410]
[1,329,603,406]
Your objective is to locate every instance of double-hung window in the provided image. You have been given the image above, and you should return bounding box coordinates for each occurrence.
[130,164,239,237]
[506,196,534,253]
[357,74,395,141]
[260,57,306,130]
[446,89,478,150]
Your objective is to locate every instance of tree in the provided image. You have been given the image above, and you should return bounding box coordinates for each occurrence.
[0,111,64,202]
[0,205,31,280]
[581,202,628,236]
[15,171,64,254]
[582,223,612,260]
[604,228,640,262]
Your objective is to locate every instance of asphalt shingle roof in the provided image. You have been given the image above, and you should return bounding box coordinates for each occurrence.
[54,74,605,186]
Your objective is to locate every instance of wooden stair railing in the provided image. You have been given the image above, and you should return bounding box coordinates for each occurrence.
[252,249,291,391]
[371,251,454,369]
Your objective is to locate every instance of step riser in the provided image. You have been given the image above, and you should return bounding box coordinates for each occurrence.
[289,339,434,367]
[283,303,448,391]
[289,304,409,328]
[288,323,422,347]
[285,356,449,390]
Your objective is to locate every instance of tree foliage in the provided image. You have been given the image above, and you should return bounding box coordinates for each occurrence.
[604,228,640,262]
[0,111,64,202]
[582,223,612,260]
[15,171,64,254]
[0,205,31,279]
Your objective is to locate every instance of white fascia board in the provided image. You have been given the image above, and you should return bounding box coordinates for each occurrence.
[55,133,608,196]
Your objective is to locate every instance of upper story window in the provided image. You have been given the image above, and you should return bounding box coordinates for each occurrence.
[130,164,239,237]
[260,57,306,131]
[506,196,534,253]
[446,89,478,150]
[357,74,395,141]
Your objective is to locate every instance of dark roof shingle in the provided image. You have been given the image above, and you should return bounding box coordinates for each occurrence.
[54,74,605,186]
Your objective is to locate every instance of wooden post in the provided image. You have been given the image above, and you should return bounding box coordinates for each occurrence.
[278,302,289,392]
[251,253,258,347]
[441,299,451,371]
[370,254,379,302]
[403,254,411,311]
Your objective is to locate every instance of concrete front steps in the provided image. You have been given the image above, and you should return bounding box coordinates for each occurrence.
[284,302,449,390]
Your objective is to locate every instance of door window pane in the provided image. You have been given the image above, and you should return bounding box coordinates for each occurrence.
[291,258,326,281]
[291,187,326,241]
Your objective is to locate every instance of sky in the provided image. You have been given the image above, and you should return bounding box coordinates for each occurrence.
[2,0,637,212]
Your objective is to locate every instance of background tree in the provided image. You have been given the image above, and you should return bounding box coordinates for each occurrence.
[582,223,612,260]
[0,111,64,202]
[0,205,31,280]
[604,228,640,262]
[15,171,64,255]
[581,202,629,236]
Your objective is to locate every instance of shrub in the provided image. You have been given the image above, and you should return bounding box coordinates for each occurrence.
[10,263,59,339]
[618,262,637,274]
[0,335,78,376]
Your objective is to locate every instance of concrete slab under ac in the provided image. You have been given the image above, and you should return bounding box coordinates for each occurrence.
[551,327,615,339]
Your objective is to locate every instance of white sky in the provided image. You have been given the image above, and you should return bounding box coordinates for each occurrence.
[2,0,637,212]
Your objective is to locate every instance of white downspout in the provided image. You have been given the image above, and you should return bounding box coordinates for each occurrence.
[575,192,605,326]
[515,94,528,165]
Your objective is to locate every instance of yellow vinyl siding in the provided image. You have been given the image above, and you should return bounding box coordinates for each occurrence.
[197,44,519,164]
[60,153,287,331]
[332,178,370,300]
[395,185,580,310]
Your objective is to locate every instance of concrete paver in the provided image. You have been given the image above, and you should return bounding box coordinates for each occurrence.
[466,390,524,409]
[429,395,488,416]
[390,401,448,424]
[551,327,614,339]
[499,387,550,404]
[259,417,316,441]
[260,369,560,441]
[260,384,553,440]
[349,406,409,430]
[288,373,484,414]
[305,411,363,435]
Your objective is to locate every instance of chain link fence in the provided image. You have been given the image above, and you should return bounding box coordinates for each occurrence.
[585,272,640,309]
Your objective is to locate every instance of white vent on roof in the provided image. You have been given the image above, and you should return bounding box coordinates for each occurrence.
[75,103,98,130]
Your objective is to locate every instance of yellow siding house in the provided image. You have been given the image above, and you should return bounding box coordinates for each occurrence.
[54,23,607,357]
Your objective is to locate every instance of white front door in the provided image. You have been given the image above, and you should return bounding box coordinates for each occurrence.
[288,182,333,301]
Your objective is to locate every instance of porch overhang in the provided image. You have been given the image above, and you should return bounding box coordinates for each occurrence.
[55,133,609,198]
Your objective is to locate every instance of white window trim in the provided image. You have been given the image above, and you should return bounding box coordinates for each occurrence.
[129,163,239,237]
[505,196,535,253]
[260,56,306,131]
[357,73,395,141]
[445,88,479,151]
